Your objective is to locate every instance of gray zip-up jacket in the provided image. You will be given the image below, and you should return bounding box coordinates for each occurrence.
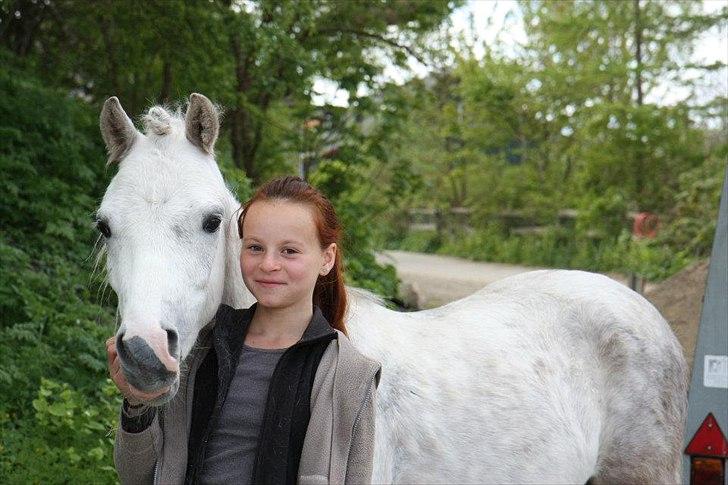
[114,316,381,484]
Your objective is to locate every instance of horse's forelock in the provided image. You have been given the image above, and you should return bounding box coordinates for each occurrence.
[140,99,223,153]
[142,105,185,139]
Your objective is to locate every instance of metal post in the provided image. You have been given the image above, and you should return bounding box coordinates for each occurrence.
[682,169,728,484]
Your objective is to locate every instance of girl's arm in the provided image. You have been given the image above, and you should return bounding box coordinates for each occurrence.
[107,337,163,484]
[114,402,162,484]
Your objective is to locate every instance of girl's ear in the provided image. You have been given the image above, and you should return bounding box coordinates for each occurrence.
[321,243,337,275]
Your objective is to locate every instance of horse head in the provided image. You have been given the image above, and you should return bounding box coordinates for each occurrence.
[98,94,252,404]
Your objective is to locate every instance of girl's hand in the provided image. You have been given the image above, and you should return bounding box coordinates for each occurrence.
[106,336,167,405]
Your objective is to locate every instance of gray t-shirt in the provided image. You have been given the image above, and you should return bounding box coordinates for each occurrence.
[199,344,286,485]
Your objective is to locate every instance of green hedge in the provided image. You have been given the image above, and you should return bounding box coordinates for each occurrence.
[393,225,696,281]
[0,52,119,483]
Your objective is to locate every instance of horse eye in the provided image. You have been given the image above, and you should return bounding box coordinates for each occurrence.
[96,219,111,238]
[203,215,222,234]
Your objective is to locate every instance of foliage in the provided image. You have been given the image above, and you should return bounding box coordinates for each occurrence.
[0,52,119,482]
[389,230,442,255]
[1,0,458,183]
[392,225,692,281]
[575,188,629,240]
[659,153,727,258]
[0,378,119,483]
[382,1,726,280]
[309,160,399,301]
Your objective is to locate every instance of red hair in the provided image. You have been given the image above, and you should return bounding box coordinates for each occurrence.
[237,176,348,334]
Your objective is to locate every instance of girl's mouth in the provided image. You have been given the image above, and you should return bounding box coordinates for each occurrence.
[256,280,286,287]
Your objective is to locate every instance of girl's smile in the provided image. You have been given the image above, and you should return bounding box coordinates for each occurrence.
[255,280,287,287]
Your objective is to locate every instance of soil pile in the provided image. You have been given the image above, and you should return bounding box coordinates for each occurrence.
[644,259,710,375]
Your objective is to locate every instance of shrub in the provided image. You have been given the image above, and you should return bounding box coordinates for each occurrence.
[0,53,118,483]
[309,159,400,301]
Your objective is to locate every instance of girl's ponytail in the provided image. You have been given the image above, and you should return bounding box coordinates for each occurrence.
[312,245,347,334]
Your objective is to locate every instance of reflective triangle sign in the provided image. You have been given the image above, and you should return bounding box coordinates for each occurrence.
[685,413,728,458]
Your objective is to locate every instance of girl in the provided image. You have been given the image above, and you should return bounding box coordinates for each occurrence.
[108,176,381,484]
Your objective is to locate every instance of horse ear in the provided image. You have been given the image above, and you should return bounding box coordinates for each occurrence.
[185,93,219,155]
[100,97,139,164]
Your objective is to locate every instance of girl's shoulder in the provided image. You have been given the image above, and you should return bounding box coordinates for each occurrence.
[303,334,380,484]
[324,330,381,387]
[310,330,380,430]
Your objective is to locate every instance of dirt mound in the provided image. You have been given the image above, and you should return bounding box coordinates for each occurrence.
[644,259,710,374]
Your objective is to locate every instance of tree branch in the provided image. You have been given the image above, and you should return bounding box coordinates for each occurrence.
[318,28,426,65]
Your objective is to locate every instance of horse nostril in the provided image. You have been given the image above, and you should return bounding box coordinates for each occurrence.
[166,328,179,357]
[115,332,128,360]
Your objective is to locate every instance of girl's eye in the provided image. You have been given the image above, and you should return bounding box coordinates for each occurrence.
[248,245,263,252]
[283,248,298,255]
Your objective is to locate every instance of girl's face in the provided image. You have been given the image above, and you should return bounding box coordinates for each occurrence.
[240,200,336,312]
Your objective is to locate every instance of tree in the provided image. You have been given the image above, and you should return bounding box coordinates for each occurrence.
[373,0,725,278]
[1,0,457,183]
[519,0,727,211]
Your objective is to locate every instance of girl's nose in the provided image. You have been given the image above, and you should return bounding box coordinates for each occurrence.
[260,253,281,272]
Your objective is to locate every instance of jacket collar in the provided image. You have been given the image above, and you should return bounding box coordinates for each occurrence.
[301,304,337,342]
[213,302,335,351]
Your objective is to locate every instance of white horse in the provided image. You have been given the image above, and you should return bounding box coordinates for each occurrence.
[98,94,688,484]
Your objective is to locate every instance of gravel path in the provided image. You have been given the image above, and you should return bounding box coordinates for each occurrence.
[375,249,652,309]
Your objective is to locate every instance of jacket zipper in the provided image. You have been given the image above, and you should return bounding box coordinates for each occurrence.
[153,406,164,485]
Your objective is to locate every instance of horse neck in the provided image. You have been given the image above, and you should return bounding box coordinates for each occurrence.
[344,289,397,364]
[221,191,255,309]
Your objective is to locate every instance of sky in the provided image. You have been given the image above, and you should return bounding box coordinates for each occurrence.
[312,0,728,109]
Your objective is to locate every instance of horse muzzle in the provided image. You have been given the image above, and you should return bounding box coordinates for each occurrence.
[116,326,180,400]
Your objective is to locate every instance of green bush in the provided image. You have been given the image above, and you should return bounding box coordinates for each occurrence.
[660,154,727,258]
[309,159,400,301]
[387,229,441,254]
[394,223,697,282]
[0,378,119,483]
[0,52,119,483]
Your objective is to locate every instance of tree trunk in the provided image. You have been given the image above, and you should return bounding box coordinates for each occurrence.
[302,156,313,181]
[231,106,258,181]
[226,5,296,184]
[633,0,645,202]
[159,60,173,104]
[229,28,259,183]
[1,0,45,56]
[634,0,644,106]
[98,13,121,95]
